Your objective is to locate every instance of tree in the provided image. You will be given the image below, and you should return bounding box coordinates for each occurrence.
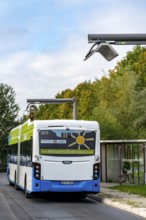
[74,81,98,120]
[34,46,146,139]
[0,83,19,170]
[35,82,97,120]
[35,89,75,120]
[113,46,146,90]
[92,46,146,139]
[56,89,75,119]
[92,70,138,139]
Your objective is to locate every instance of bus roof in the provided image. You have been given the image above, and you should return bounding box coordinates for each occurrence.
[33,119,99,130]
[8,119,99,145]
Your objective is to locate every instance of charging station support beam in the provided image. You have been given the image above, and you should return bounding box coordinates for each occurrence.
[88,34,146,44]
[27,98,77,120]
[85,33,146,61]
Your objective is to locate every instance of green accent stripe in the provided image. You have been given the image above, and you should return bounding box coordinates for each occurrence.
[21,122,34,142]
[9,128,20,145]
[9,120,34,145]
[40,149,94,155]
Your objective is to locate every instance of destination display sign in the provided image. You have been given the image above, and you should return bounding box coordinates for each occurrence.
[39,129,95,156]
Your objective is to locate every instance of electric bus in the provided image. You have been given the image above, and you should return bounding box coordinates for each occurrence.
[7,119,100,198]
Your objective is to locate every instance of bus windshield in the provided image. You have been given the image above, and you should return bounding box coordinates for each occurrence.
[39,129,96,156]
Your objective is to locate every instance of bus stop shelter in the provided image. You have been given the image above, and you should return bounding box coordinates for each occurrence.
[100,140,146,184]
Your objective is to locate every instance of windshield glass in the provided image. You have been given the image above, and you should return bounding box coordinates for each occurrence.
[39,129,95,156]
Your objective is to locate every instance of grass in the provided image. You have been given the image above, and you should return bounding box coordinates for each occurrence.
[98,192,113,198]
[109,184,146,197]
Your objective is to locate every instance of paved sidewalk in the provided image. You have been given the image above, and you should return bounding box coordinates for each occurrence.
[88,182,146,218]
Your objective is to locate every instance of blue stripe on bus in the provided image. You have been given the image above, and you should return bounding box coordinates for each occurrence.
[32,177,100,193]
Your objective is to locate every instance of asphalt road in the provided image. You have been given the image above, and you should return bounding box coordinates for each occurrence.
[0,173,145,220]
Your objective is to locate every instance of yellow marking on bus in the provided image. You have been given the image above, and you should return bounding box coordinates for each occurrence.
[76,136,85,145]
[83,144,90,149]
[71,134,76,139]
[68,142,76,147]
[85,138,94,141]
[83,131,86,136]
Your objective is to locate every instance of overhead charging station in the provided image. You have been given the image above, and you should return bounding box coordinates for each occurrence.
[84,34,146,61]
[26,98,77,120]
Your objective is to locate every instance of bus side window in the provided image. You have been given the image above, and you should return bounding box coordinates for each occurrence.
[7,146,12,162]
[9,144,17,164]
[27,137,32,164]
[20,138,32,166]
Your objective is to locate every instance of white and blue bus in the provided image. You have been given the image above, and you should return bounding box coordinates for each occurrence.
[7,119,100,198]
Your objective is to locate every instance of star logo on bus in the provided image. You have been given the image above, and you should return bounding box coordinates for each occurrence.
[68,131,94,150]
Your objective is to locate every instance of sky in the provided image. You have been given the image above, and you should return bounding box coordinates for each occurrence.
[1,0,146,117]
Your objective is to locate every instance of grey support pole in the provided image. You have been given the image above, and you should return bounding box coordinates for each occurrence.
[73,98,77,120]
[144,146,146,184]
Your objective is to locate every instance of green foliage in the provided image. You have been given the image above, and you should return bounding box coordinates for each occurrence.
[34,46,146,140]
[0,83,19,170]
[56,89,75,119]
[110,185,146,197]
[93,69,139,139]
[74,81,97,120]
[35,82,98,120]
[35,89,75,120]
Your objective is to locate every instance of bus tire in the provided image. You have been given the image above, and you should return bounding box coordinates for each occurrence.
[9,180,14,186]
[24,176,31,198]
[7,169,13,185]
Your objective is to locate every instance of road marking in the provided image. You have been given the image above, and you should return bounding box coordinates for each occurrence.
[0,192,18,220]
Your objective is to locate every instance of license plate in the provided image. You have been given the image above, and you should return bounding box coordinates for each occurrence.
[60,181,74,185]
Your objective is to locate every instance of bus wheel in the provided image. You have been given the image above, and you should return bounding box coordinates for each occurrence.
[7,169,13,185]
[24,177,31,198]
[14,172,19,190]
[9,180,14,186]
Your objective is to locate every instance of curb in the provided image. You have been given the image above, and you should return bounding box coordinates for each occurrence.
[88,194,146,218]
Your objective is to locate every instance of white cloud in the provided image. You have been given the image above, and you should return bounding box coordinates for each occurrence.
[0,39,132,117]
